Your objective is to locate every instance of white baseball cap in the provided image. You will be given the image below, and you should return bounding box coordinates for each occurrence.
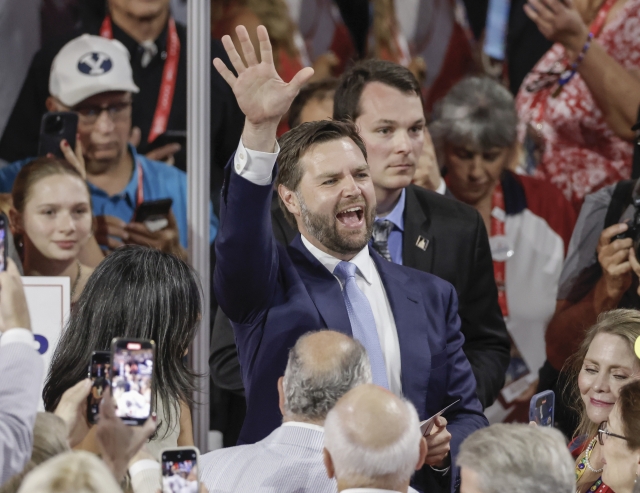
[49,34,140,107]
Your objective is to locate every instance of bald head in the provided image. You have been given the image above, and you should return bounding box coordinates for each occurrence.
[281,330,372,423]
[323,385,425,491]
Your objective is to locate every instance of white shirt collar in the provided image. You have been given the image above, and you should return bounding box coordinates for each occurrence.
[300,235,375,285]
[281,421,325,433]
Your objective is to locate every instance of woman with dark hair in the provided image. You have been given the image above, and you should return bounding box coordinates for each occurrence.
[42,245,201,455]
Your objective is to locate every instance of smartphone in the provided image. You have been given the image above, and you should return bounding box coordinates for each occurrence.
[529,390,555,427]
[110,338,155,426]
[0,212,9,272]
[133,198,173,232]
[145,130,187,153]
[161,447,200,493]
[38,112,78,158]
[87,351,111,424]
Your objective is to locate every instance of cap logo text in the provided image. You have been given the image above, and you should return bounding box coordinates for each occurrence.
[77,52,113,75]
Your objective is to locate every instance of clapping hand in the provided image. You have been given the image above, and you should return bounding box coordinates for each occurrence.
[213,25,314,151]
[524,0,589,54]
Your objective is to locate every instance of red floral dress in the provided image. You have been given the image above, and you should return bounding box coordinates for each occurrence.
[515,0,640,208]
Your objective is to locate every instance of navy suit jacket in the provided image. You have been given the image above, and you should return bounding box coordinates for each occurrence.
[214,157,488,489]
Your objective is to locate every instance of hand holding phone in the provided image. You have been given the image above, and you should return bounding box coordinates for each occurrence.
[161,447,200,493]
[111,338,155,426]
[529,390,555,427]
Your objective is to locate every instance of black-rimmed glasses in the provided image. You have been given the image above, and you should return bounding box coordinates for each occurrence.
[598,420,628,446]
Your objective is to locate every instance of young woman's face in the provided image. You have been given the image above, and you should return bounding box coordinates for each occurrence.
[22,174,92,262]
[601,404,640,491]
[578,333,639,426]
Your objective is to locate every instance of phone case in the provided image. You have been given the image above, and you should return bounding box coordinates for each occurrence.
[160,446,200,493]
[38,112,78,158]
[529,390,555,427]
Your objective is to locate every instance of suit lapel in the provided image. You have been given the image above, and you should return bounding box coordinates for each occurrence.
[288,235,353,335]
[402,185,435,273]
[371,249,432,415]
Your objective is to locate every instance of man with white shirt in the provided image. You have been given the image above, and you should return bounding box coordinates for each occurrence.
[0,260,43,485]
[323,384,427,493]
[213,25,487,492]
[199,330,372,493]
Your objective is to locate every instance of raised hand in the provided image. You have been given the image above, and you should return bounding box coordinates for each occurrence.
[213,25,314,151]
[524,0,589,53]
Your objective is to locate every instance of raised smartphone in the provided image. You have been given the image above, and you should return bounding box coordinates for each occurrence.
[87,351,111,424]
[0,212,9,272]
[110,338,154,426]
[38,112,78,158]
[161,446,200,493]
[133,198,173,232]
[529,390,555,427]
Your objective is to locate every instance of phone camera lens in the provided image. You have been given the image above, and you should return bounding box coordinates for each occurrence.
[44,115,64,134]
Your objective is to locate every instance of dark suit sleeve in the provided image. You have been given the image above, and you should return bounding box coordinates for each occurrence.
[460,212,510,409]
[209,308,245,396]
[441,284,489,492]
[213,156,279,325]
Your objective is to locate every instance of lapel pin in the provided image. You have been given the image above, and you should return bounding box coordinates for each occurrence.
[415,236,429,251]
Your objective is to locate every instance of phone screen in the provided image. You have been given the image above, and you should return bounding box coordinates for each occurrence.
[533,393,554,427]
[162,449,199,493]
[0,218,6,272]
[111,341,154,424]
[87,351,111,424]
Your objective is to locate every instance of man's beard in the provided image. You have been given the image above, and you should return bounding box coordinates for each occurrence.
[297,192,375,256]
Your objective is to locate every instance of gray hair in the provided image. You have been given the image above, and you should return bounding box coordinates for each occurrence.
[457,424,574,493]
[429,77,517,166]
[323,397,421,484]
[282,332,372,420]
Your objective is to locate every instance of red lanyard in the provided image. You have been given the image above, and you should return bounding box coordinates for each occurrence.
[491,183,509,318]
[136,162,144,207]
[531,0,617,121]
[100,15,180,143]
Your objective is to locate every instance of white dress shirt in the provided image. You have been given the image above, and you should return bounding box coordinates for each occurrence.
[234,139,403,396]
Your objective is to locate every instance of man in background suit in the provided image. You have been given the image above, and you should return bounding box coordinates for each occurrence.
[213,25,488,492]
[332,60,510,410]
[0,261,42,485]
[201,331,372,493]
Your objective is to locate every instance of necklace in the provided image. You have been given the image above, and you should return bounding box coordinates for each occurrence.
[70,261,82,299]
[584,437,604,474]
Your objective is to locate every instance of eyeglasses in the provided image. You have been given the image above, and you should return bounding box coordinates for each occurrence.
[72,101,132,125]
[597,420,629,446]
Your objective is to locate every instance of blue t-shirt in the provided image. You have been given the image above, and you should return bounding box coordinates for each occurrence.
[0,145,218,248]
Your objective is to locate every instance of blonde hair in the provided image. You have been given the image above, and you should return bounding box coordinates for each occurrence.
[563,309,640,439]
[17,451,122,493]
[247,0,299,63]
[0,413,70,493]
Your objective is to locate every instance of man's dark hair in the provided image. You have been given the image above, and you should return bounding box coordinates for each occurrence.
[276,120,368,228]
[333,59,422,122]
[288,78,340,129]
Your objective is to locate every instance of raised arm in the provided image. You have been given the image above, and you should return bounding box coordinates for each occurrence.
[212,26,313,323]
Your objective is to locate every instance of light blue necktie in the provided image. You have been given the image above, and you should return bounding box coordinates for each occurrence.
[333,261,389,389]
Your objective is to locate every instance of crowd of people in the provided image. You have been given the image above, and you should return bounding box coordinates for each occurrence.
[2,0,640,492]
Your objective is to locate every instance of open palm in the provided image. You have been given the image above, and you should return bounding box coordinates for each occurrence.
[214,25,314,126]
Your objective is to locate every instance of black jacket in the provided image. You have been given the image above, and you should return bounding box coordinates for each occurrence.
[210,185,510,409]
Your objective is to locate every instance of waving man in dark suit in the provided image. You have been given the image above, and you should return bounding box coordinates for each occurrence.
[213,25,488,492]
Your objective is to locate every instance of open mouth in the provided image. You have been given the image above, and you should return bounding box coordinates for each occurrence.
[336,206,364,228]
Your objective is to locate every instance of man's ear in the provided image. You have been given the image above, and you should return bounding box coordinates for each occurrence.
[323,448,335,479]
[416,436,428,470]
[278,184,300,217]
[278,376,286,417]
[45,96,59,112]
[9,208,23,234]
